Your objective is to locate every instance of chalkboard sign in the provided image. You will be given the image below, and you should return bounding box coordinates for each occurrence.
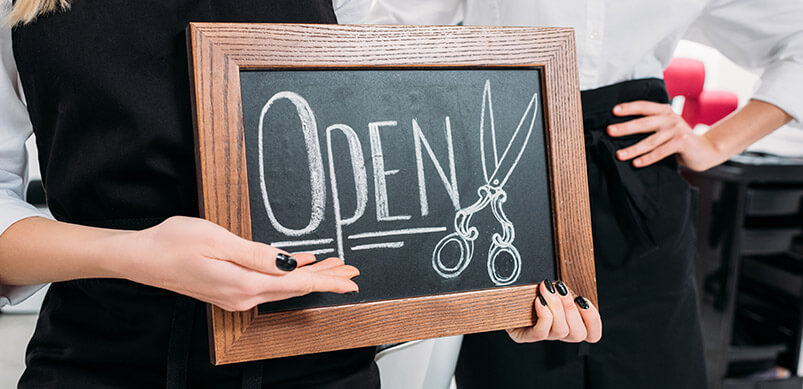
[242,69,556,313]
[189,23,595,365]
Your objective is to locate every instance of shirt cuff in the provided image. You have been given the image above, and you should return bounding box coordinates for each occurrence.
[752,60,803,128]
[0,197,50,307]
[0,189,51,237]
[0,284,45,307]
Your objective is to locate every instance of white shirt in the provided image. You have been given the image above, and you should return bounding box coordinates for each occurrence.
[366,0,803,124]
[0,0,370,306]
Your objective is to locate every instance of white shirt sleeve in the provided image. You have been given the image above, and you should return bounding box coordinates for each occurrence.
[685,0,803,124]
[333,0,373,24]
[0,22,51,307]
[364,0,464,25]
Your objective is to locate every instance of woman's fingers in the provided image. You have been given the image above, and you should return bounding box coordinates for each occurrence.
[529,291,554,340]
[304,257,348,272]
[312,263,361,279]
[555,281,587,343]
[614,130,673,162]
[232,265,360,311]
[290,252,317,267]
[540,281,570,340]
[310,274,359,294]
[504,281,602,344]
[507,289,553,343]
[259,259,359,295]
[632,140,680,168]
[607,114,666,137]
[283,267,360,295]
[227,262,360,310]
[222,236,291,275]
[606,100,694,168]
[575,296,603,343]
[613,100,673,117]
[227,237,320,275]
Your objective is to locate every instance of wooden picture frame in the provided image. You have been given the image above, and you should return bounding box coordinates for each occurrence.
[188,23,595,365]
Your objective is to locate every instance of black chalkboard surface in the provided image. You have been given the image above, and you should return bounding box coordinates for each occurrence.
[239,69,555,313]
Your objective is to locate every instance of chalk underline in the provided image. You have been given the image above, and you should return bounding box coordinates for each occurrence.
[347,226,447,240]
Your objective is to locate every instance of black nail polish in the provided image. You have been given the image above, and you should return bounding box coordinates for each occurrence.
[275,253,297,272]
[543,279,556,294]
[555,281,569,296]
[537,292,548,307]
[575,296,590,310]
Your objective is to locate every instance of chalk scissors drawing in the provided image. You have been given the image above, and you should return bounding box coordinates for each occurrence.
[432,80,539,286]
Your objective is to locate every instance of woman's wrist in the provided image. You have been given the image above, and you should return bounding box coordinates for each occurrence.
[694,131,731,170]
[93,228,142,281]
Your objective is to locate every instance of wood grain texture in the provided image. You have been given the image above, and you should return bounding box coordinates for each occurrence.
[188,23,595,365]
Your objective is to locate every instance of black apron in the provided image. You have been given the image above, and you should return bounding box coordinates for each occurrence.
[455,78,707,389]
[12,1,378,388]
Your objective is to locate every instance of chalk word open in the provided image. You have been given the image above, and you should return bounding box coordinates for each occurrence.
[257,92,461,261]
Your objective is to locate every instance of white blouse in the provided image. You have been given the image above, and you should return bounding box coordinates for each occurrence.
[0,0,371,306]
[367,0,803,123]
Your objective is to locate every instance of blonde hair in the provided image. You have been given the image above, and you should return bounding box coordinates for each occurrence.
[6,0,70,26]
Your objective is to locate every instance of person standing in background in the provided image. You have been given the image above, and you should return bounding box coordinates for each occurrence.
[367,1,802,388]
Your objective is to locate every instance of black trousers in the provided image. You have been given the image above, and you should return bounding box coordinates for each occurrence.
[455,78,707,389]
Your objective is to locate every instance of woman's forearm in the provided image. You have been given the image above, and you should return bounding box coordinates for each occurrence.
[702,99,794,166]
[0,215,360,311]
[0,216,131,285]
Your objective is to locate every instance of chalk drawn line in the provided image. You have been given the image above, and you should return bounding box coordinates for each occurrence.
[271,238,334,248]
[290,248,336,256]
[351,242,405,251]
[348,227,447,240]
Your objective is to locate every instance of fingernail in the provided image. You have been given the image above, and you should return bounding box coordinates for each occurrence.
[543,279,556,294]
[617,150,627,159]
[275,253,297,272]
[346,291,359,296]
[555,281,569,296]
[537,292,547,306]
[575,296,590,310]
[634,159,643,167]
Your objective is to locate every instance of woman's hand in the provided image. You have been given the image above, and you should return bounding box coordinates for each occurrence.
[506,280,601,344]
[607,101,725,171]
[115,216,359,312]
[609,99,793,172]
